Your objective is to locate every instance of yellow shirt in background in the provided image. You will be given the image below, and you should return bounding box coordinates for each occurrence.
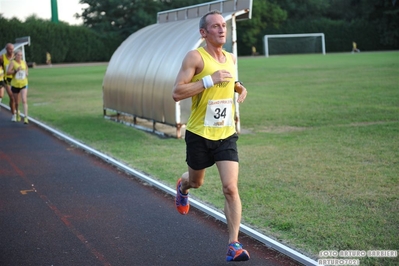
[10,60,28,88]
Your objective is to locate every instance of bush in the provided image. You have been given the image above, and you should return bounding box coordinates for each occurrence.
[0,17,123,64]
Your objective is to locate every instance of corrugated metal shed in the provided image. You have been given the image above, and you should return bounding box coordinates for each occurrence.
[0,36,31,61]
[103,0,252,138]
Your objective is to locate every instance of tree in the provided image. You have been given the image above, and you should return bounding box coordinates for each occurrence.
[77,0,162,39]
[237,0,287,55]
[362,0,399,47]
[159,0,208,10]
[270,0,330,20]
[77,0,208,40]
[262,0,398,51]
[76,0,287,55]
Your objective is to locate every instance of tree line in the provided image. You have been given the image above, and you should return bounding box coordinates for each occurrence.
[0,0,397,64]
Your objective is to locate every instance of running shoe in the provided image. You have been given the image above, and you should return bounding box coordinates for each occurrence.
[16,110,21,121]
[24,117,29,124]
[226,242,250,262]
[175,178,189,215]
[11,114,16,122]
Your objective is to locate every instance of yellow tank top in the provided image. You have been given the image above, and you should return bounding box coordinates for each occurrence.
[10,60,28,88]
[3,53,14,79]
[186,47,236,140]
[0,65,4,80]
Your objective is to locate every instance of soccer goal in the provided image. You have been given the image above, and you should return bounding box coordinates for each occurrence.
[264,33,326,57]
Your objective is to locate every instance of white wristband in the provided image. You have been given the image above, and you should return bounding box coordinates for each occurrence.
[202,75,214,89]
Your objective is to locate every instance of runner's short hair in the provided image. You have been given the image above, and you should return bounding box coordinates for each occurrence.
[199,10,222,30]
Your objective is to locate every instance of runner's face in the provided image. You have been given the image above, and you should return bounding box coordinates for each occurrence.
[6,45,14,56]
[15,52,22,61]
[203,14,226,46]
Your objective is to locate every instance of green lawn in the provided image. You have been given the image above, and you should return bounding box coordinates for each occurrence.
[15,51,399,265]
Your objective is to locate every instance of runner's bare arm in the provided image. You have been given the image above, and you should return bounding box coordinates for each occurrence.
[234,82,247,103]
[6,61,15,75]
[172,51,234,102]
[172,51,204,102]
[230,52,247,103]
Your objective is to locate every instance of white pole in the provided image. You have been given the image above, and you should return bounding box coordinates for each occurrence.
[231,13,241,133]
[264,36,269,57]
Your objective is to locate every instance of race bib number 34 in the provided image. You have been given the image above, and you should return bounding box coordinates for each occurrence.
[204,98,233,127]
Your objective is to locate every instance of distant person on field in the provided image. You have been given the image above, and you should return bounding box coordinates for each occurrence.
[251,46,258,56]
[352,41,360,53]
[46,51,52,66]
[7,50,29,124]
[0,43,16,118]
[172,10,250,262]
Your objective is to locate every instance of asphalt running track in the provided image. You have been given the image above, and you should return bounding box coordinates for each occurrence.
[0,106,306,266]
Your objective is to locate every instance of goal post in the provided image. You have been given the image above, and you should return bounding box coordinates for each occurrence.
[264,33,326,57]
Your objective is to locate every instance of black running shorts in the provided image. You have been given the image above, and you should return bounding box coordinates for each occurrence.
[185,130,239,170]
[11,86,26,93]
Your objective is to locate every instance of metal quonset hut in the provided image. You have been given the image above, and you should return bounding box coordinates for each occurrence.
[0,36,31,61]
[103,0,252,138]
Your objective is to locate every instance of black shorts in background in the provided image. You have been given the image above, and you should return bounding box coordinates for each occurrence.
[11,86,26,93]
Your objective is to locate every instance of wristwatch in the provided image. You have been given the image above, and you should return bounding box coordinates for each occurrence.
[234,81,243,92]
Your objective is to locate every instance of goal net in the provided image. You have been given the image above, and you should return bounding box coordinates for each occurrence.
[264,33,325,57]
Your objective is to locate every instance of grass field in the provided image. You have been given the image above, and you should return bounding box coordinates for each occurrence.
[10,52,399,265]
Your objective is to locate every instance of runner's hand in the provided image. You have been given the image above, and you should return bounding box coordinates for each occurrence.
[211,70,232,84]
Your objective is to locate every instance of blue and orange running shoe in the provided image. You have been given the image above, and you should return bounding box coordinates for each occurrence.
[175,178,189,215]
[226,242,250,262]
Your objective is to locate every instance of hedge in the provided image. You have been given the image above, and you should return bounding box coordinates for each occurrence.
[0,18,123,64]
